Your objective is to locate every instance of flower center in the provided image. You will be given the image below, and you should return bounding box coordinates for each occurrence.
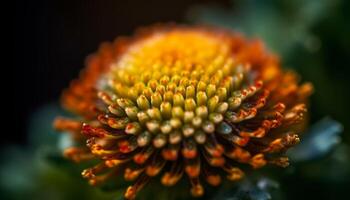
[98,30,261,149]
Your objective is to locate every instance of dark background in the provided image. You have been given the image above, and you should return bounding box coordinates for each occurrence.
[12,0,230,146]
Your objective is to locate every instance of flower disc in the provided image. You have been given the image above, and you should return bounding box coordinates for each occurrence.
[55,25,313,199]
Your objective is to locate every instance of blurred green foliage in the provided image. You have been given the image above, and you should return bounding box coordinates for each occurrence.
[0,104,124,200]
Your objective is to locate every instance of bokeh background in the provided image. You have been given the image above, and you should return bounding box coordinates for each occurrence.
[7,0,350,199]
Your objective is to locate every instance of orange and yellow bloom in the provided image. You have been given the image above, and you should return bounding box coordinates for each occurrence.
[54,25,313,199]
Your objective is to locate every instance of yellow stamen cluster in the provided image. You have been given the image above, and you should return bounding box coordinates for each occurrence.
[102,31,254,148]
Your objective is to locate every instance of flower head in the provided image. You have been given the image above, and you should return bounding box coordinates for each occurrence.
[54,25,313,199]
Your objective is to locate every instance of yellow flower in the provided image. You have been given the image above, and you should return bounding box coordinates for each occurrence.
[54,25,313,199]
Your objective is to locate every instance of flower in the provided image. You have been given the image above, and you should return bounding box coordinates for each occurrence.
[54,25,313,199]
